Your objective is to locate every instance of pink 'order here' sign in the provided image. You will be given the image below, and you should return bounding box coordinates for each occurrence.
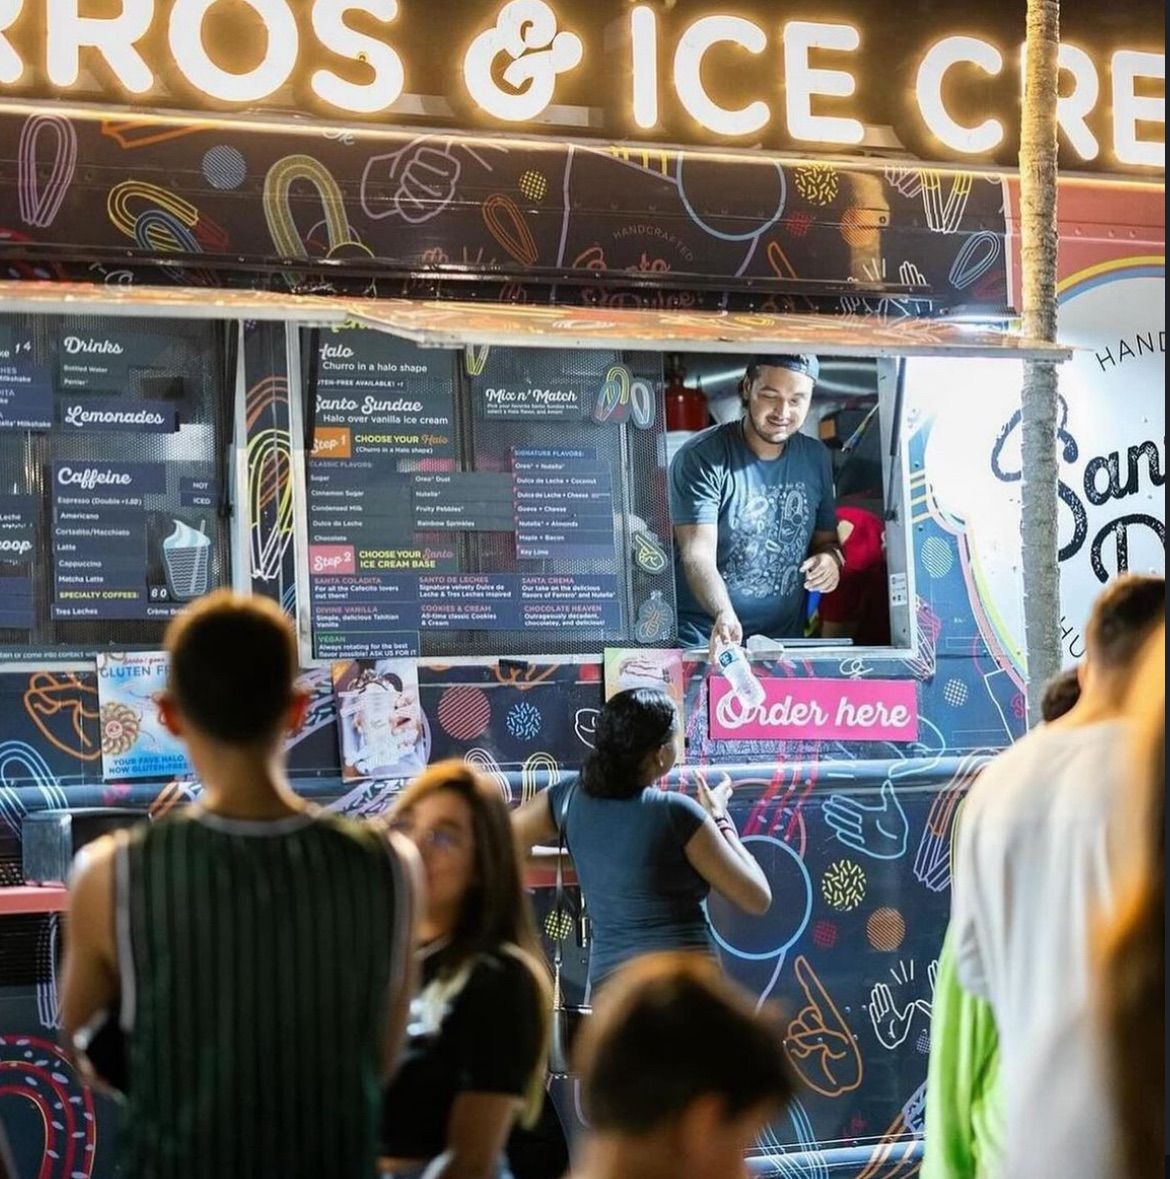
[708,677,919,742]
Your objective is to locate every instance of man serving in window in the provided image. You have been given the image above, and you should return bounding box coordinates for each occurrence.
[669,354,842,661]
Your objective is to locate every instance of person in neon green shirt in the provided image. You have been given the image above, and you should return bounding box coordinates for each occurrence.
[922,923,1003,1179]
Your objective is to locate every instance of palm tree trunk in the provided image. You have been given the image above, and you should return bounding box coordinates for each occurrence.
[1019,0,1062,725]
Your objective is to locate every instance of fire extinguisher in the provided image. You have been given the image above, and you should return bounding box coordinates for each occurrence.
[663,360,708,432]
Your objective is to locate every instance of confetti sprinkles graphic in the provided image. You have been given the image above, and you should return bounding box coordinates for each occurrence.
[822,859,867,912]
[506,701,543,741]
[794,163,839,206]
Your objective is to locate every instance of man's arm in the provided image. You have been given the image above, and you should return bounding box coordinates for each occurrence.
[802,444,843,594]
[801,528,844,593]
[60,836,120,1069]
[674,522,742,662]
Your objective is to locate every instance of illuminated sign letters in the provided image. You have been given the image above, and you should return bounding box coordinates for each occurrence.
[169,0,300,103]
[0,0,22,86]
[782,21,864,146]
[916,36,1005,155]
[1113,49,1166,168]
[0,2,1161,172]
[310,1,405,114]
[463,0,582,122]
[46,0,153,92]
[672,15,770,137]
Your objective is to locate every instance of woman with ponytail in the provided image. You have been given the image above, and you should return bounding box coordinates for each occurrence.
[512,688,770,989]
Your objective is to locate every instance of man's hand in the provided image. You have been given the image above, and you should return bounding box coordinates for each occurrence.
[707,609,743,664]
[800,551,841,593]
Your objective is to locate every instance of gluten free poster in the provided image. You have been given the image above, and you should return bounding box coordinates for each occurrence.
[96,652,192,781]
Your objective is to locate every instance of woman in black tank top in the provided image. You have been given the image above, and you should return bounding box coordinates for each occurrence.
[379,761,565,1179]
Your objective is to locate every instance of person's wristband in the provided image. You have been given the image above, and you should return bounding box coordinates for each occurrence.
[825,545,846,570]
[714,814,736,838]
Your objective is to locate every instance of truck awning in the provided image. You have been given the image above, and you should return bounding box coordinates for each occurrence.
[0,280,1072,360]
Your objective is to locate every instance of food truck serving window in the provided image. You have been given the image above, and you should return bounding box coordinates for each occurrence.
[0,313,233,663]
[293,300,1068,663]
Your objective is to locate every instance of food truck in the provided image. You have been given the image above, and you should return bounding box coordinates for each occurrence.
[0,2,1163,1174]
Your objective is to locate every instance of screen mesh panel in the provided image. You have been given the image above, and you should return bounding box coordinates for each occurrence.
[453,347,674,657]
[0,313,232,660]
[304,334,677,660]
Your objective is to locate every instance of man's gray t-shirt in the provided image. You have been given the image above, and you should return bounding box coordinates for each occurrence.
[669,421,837,644]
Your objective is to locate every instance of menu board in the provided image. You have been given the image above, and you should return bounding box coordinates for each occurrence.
[50,462,215,621]
[0,495,37,629]
[308,329,456,657]
[0,322,52,431]
[44,321,217,624]
[55,328,177,394]
[0,312,228,659]
[513,448,615,560]
[306,332,645,659]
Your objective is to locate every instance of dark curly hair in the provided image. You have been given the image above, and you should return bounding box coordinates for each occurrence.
[165,589,298,744]
[1040,665,1081,723]
[580,688,678,800]
[1085,574,1164,671]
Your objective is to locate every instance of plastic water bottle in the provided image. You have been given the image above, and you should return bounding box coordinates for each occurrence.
[715,642,766,708]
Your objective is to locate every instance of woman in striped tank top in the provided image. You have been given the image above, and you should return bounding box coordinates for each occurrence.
[59,590,421,1179]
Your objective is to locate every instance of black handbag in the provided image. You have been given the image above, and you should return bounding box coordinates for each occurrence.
[548,782,590,1077]
[506,1085,570,1179]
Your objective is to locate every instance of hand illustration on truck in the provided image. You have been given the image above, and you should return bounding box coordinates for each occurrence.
[822,779,909,860]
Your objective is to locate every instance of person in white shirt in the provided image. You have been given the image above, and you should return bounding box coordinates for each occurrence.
[1000,622,1165,1179]
[947,573,1164,1179]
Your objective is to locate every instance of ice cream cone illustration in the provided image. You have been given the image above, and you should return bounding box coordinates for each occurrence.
[163,519,211,601]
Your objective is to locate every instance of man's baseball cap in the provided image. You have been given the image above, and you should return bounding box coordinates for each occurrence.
[747,354,820,383]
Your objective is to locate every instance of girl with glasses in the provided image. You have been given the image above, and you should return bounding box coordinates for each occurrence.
[379,761,559,1179]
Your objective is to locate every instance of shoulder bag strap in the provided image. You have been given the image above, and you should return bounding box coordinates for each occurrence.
[551,780,578,989]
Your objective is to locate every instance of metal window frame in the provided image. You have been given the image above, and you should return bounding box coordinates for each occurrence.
[0,281,1072,671]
